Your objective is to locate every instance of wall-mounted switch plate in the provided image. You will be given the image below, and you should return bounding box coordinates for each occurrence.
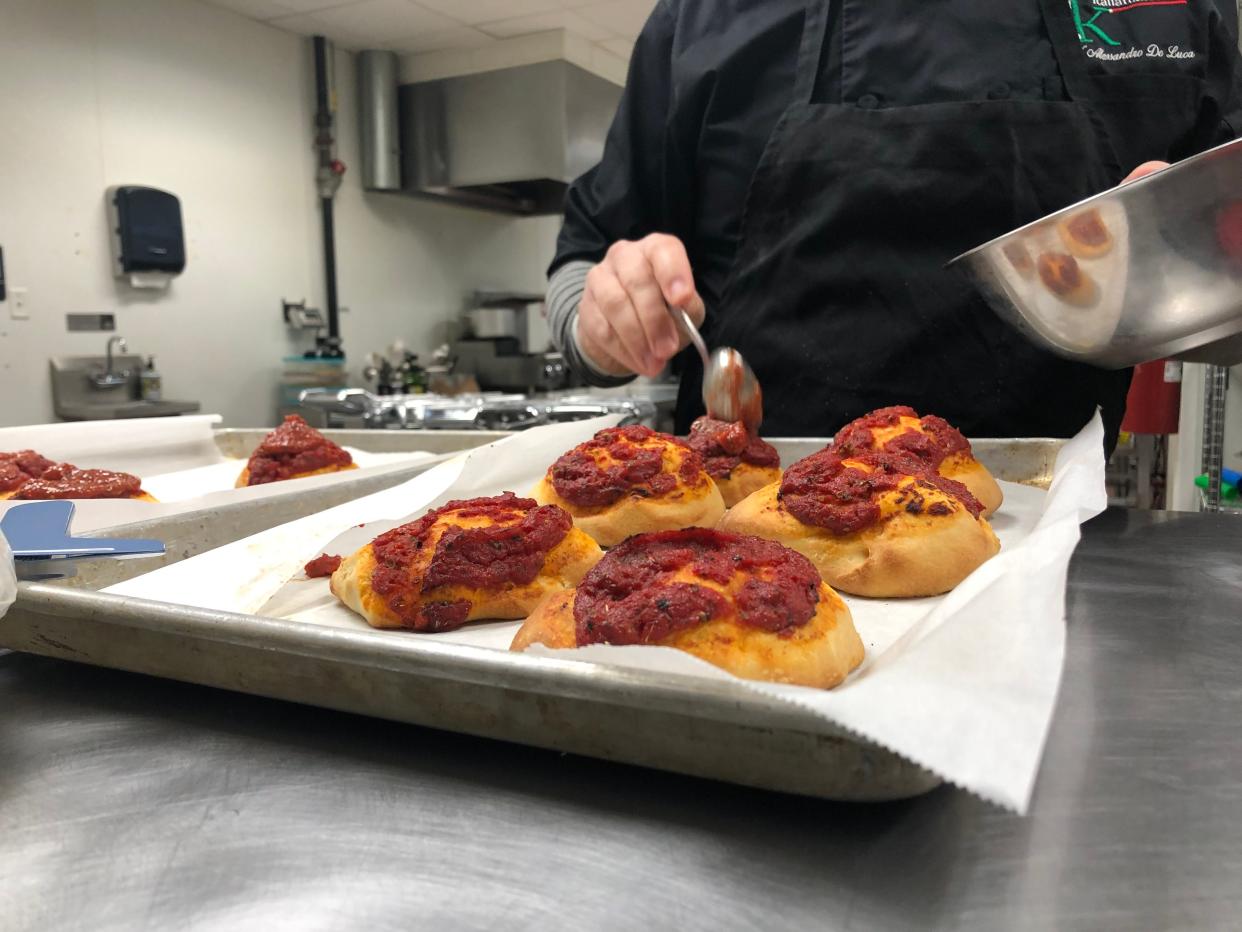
[9,287,29,320]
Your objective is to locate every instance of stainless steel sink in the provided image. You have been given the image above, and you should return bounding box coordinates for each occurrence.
[54,399,202,421]
[49,354,201,421]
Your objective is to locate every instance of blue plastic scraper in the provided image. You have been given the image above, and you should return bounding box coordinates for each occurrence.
[1,500,164,580]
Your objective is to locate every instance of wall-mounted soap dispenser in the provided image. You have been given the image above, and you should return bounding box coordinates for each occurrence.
[106,185,186,289]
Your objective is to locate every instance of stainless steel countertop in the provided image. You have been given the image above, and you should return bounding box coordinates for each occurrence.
[2,509,1240,931]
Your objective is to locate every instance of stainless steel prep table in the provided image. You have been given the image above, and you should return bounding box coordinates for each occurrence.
[1,508,1240,931]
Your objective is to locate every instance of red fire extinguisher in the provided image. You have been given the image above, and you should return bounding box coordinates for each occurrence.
[1122,359,1182,435]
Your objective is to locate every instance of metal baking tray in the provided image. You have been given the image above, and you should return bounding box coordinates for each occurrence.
[0,437,1064,801]
[40,429,507,591]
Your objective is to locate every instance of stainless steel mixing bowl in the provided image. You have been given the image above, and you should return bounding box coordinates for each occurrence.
[951,137,1242,369]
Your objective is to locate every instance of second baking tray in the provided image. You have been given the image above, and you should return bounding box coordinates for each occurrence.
[51,429,507,590]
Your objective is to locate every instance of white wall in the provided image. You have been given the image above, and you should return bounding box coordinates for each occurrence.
[0,0,560,427]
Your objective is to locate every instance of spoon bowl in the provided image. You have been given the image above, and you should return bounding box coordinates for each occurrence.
[669,307,763,431]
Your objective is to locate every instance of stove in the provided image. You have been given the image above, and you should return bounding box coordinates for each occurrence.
[297,388,659,432]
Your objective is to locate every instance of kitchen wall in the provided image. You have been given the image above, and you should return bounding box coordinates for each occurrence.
[0,0,562,427]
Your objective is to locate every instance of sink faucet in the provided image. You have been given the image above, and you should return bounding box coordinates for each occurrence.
[92,336,131,389]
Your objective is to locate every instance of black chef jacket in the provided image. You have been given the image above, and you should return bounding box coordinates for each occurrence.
[553,0,1242,314]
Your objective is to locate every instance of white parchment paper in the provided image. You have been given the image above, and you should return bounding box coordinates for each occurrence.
[108,413,1107,813]
[0,416,437,532]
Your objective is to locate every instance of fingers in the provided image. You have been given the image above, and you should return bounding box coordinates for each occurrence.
[644,235,706,334]
[574,301,633,377]
[613,243,682,360]
[1122,160,1170,184]
[682,291,706,329]
[643,234,698,310]
[575,234,705,378]
[583,265,657,376]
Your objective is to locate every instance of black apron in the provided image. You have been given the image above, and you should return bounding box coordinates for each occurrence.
[674,0,1206,448]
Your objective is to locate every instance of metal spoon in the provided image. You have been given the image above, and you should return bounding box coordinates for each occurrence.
[669,307,763,431]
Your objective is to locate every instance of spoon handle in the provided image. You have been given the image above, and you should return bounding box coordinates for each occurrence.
[670,306,711,369]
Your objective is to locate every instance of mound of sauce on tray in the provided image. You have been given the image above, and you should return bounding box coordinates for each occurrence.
[304,553,343,578]
[779,450,982,535]
[574,528,820,645]
[13,463,144,500]
[244,414,353,486]
[833,406,970,470]
[0,449,56,495]
[370,492,572,632]
[686,417,780,479]
[550,425,704,509]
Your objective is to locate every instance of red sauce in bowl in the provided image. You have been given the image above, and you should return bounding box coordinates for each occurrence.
[574,528,820,645]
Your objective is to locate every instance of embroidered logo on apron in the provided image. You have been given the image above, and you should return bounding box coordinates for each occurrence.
[1069,0,1195,62]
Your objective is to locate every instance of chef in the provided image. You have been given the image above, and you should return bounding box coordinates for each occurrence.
[546,0,1242,448]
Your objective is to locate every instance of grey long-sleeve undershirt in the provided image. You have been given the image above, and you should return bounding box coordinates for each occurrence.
[547,260,637,388]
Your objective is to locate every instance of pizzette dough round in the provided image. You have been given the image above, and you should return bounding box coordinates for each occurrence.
[511,528,864,689]
[832,406,1003,517]
[237,414,357,487]
[0,490,157,502]
[531,425,725,547]
[235,462,359,488]
[1057,208,1114,260]
[1037,251,1097,307]
[2,460,157,502]
[331,492,602,632]
[720,452,1000,598]
[714,461,783,509]
[684,417,782,508]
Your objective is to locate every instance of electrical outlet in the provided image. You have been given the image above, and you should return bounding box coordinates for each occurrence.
[9,287,29,320]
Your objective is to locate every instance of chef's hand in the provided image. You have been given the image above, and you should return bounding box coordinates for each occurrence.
[577,234,706,378]
[1123,161,1170,183]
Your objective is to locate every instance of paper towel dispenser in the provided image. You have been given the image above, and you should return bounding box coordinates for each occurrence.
[107,185,186,289]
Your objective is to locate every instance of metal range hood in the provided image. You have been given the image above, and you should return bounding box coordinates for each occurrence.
[358,51,622,215]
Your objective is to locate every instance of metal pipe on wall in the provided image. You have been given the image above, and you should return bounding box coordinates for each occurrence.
[312,35,344,355]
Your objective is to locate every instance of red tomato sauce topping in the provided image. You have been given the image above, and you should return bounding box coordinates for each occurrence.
[0,450,57,494]
[779,450,982,535]
[1066,210,1110,247]
[685,417,780,479]
[369,492,572,632]
[244,415,353,486]
[549,425,704,508]
[833,405,969,470]
[13,463,144,500]
[1038,252,1084,297]
[574,528,820,646]
[304,553,343,578]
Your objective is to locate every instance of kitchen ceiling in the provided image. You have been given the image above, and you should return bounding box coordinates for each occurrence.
[203,0,653,62]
